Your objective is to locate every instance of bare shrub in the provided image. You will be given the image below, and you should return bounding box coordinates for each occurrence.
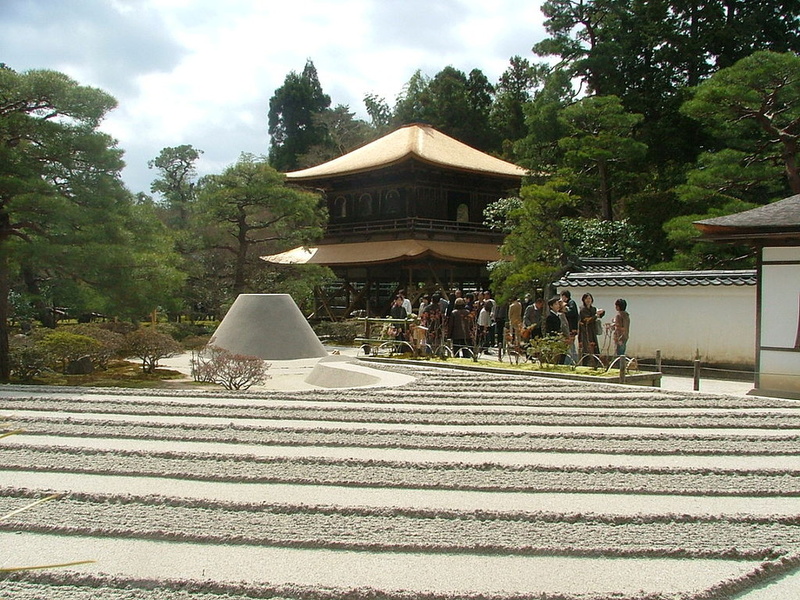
[191,345,270,390]
[122,328,182,374]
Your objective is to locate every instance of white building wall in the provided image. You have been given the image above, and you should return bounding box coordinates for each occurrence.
[561,286,756,367]
[758,246,800,395]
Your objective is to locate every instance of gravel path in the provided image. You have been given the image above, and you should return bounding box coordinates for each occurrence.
[2,364,800,600]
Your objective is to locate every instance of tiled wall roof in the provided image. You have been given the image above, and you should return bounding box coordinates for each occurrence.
[555,258,755,287]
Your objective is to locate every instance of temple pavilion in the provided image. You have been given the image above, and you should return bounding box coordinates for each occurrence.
[262,123,527,318]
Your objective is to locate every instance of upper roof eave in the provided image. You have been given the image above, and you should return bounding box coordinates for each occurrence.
[694,194,800,242]
[284,123,528,182]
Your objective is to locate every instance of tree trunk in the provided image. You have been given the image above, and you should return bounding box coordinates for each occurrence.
[0,250,10,382]
[782,137,800,195]
[233,215,249,296]
[22,268,56,328]
[598,160,613,221]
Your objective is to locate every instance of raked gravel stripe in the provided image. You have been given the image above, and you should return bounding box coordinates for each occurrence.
[9,416,800,455]
[6,408,800,437]
[5,436,800,471]
[5,397,800,428]
[6,472,800,516]
[0,531,764,598]
[9,469,800,517]
[2,492,798,558]
[3,445,799,494]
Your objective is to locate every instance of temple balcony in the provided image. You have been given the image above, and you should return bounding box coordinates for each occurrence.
[323,217,504,245]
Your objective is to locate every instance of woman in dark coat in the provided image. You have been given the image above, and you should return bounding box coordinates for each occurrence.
[578,293,605,361]
[448,298,474,357]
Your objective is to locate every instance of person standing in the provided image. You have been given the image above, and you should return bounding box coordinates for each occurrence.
[560,290,579,334]
[389,295,408,340]
[398,290,413,316]
[508,296,523,344]
[448,297,473,357]
[481,290,496,349]
[523,296,544,339]
[494,299,508,348]
[545,297,563,336]
[578,293,605,362]
[613,298,631,356]
[558,298,577,364]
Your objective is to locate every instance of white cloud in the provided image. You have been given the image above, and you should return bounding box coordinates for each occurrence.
[0,0,547,194]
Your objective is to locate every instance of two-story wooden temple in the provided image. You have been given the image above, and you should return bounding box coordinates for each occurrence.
[262,123,527,318]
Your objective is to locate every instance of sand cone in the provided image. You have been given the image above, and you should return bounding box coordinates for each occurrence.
[208,294,328,360]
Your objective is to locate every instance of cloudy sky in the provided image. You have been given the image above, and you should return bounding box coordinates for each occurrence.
[1,0,547,195]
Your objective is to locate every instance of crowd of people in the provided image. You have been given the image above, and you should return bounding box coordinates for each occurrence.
[385,288,631,362]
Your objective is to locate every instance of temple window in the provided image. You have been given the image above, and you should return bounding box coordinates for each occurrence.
[333,196,347,219]
[358,193,373,216]
[384,189,402,215]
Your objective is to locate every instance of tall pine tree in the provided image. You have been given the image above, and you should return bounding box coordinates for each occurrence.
[268,60,331,172]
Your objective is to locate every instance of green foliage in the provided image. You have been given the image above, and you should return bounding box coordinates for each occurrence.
[312,319,361,343]
[36,331,101,374]
[490,56,544,150]
[490,184,574,301]
[393,66,498,151]
[534,1,800,166]
[483,196,523,233]
[297,105,374,168]
[515,67,576,174]
[526,333,570,368]
[0,67,184,380]
[148,144,203,229]
[8,336,49,381]
[681,51,800,198]
[560,217,648,267]
[195,154,327,296]
[155,321,214,342]
[657,201,757,270]
[122,328,182,374]
[557,95,647,220]
[623,188,684,265]
[64,324,125,370]
[268,60,332,171]
[363,93,392,132]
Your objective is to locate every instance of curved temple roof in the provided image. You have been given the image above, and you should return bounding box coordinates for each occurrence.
[262,239,502,267]
[694,194,800,243]
[284,123,528,181]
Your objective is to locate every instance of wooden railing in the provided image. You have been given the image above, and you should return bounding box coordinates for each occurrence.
[325,217,497,237]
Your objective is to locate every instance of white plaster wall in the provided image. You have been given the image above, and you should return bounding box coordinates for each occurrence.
[759,246,800,394]
[561,286,756,367]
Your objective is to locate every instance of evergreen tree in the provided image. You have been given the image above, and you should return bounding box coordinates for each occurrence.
[491,56,545,156]
[0,66,182,379]
[268,60,331,171]
[534,0,800,166]
[195,154,326,296]
[297,104,374,168]
[148,144,203,229]
[393,66,496,150]
[557,95,648,220]
[681,51,800,200]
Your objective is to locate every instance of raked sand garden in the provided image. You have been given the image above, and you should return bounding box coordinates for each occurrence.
[2,358,800,599]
